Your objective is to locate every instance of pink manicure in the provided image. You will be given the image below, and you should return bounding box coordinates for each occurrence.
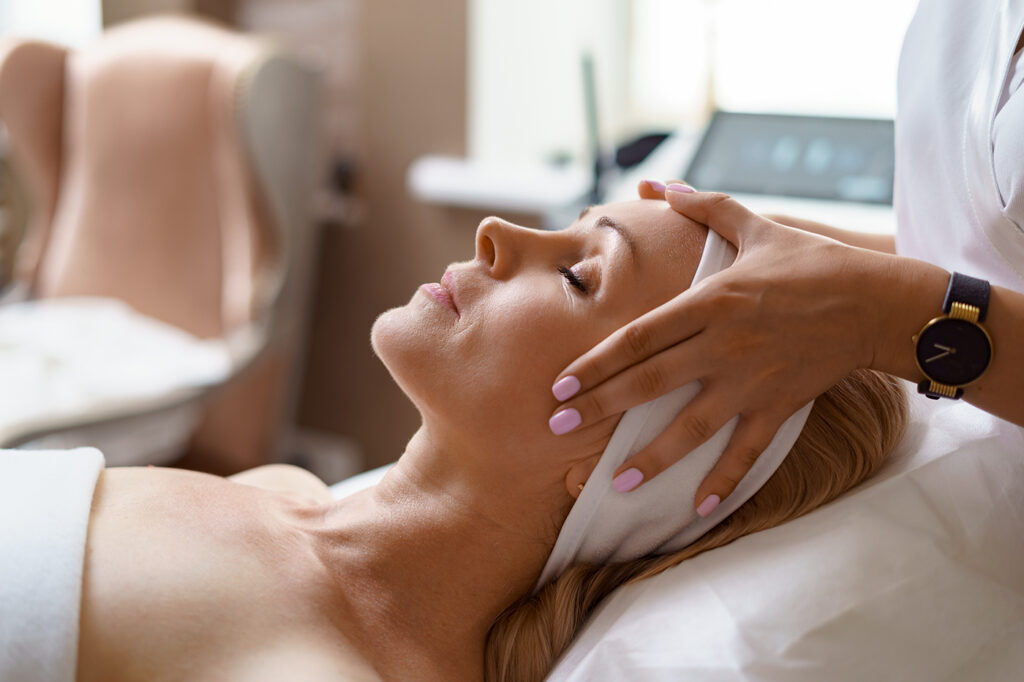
[612,467,644,493]
[549,408,582,435]
[696,494,721,517]
[666,183,695,194]
[643,179,667,193]
[552,375,581,401]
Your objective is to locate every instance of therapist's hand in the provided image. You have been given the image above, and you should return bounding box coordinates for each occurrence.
[549,182,897,516]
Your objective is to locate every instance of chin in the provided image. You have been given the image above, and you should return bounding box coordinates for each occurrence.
[370,306,415,377]
[370,300,452,410]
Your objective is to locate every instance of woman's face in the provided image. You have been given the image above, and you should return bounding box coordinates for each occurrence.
[372,199,705,491]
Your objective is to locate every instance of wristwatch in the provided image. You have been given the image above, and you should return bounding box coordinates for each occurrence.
[913,272,993,400]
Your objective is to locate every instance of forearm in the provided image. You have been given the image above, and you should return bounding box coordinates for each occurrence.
[867,254,1024,425]
[766,213,896,254]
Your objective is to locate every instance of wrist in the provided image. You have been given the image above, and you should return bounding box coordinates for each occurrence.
[867,255,950,380]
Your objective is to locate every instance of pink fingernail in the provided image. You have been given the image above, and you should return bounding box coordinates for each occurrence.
[696,494,721,517]
[612,467,644,493]
[552,375,581,401]
[643,179,667,193]
[549,408,582,435]
[667,183,695,194]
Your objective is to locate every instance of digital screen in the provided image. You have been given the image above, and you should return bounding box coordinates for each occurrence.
[684,111,894,205]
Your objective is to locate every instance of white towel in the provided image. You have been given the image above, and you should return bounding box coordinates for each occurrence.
[0,448,105,682]
[0,297,232,444]
[537,229,814,588]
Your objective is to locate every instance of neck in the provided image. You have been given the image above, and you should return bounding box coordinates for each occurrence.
[313,427,566,680]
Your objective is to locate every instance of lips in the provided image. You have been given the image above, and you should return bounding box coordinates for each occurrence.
[421,283,456,315]
[420,269,461,317]
[440,270,461,315]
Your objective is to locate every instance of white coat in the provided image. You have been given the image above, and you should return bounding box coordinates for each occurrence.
[895,0,1024,291]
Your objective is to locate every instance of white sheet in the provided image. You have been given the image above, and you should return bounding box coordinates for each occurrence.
[330,394,1024,679]
[547,396,1024,681]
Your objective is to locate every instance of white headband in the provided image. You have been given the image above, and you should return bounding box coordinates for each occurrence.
[536,227,815,589]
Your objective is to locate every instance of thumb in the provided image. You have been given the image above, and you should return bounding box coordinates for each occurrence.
[664,184,760,246]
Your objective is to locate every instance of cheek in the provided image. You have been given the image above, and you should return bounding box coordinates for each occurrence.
[371,283,627,444]
[449,293,604,428]
[369,294,531,427]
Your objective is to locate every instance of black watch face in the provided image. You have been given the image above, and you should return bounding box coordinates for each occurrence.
[916,318,992,385]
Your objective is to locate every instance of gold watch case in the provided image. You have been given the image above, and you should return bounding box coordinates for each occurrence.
[912,305,993,389]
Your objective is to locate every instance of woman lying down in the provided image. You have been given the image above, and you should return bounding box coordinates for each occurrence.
[15,199,907,681]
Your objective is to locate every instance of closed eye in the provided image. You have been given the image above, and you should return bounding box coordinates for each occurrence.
[558,265,588,293]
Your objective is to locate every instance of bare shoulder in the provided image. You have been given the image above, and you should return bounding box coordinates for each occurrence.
[228,463,333,503]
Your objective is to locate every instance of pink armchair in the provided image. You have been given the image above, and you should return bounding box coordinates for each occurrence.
[0,15,321,469]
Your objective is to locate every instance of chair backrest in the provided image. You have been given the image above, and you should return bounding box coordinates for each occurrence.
[0,16,316,341]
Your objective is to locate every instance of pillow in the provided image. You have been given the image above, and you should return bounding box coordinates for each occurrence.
[329,395,1024,680]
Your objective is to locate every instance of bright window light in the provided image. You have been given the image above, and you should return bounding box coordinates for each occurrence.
[0,0,102,48]
[711,0,918,118]
[629,0,920,128]
[468,0,921,164]
[628,0,711,130]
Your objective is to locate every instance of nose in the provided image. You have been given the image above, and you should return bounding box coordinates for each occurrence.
[475,216,533,278]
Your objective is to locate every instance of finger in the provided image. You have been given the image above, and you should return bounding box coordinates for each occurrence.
[609,387,737,493]
[553,288,711,399]
[638,179,665,199]
[549,334,712,434]
[692,410,790,515]
[637,179,689,200]
[664,185,761,246]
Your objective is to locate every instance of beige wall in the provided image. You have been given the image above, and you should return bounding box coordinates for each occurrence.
[101,0,193,25]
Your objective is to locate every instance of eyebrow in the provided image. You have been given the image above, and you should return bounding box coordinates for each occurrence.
[578,205,637,261]
[593,215,637,262]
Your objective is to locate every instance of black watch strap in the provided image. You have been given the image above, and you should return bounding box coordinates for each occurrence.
[943,272,990,322]
[917,271,991,401]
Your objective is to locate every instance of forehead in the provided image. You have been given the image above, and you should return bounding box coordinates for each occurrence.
[575,200,706,279]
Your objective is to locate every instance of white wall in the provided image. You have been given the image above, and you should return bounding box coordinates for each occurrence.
[468,0,630,165]
[0,0,102,47]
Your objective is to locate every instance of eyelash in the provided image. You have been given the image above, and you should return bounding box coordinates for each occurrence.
[558,265,588,293]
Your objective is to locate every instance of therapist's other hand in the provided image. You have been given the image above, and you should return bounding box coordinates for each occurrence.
[550,182,888,515]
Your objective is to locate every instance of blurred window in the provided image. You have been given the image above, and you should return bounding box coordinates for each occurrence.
[630,0,919,125]
[470,0,919,164]
[0,0,101,47]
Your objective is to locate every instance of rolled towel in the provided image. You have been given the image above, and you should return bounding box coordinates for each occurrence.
[0,448,105,681]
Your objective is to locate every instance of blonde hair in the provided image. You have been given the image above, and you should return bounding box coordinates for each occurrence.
[484,369,907,682]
